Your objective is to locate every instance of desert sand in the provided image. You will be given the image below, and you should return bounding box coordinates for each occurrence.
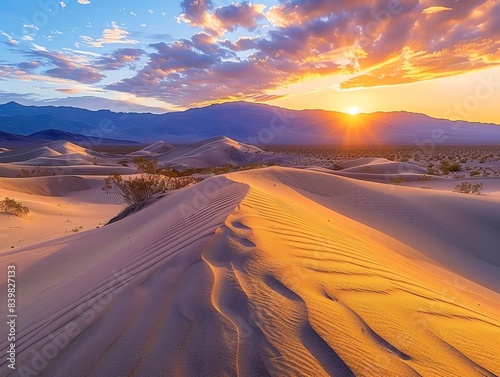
[1,139,499,377]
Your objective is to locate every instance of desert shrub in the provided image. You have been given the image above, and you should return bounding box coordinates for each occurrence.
[479,155,492,163]
[202,164,236,175]
[157,166,197,177]
[103,157,197,205]
[157,160,277,179]
[470,171,480,177]
[453,182,483,195]
[0,197,30,217]
[418,175,432,181]
[427,164,438,175]
[389,176,405,184]
[17,167,55,177]
[439,160,461,174]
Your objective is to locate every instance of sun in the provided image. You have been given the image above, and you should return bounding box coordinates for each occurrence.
[347,107,361,115]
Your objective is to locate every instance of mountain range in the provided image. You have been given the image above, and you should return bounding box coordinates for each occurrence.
[1,101,500,146]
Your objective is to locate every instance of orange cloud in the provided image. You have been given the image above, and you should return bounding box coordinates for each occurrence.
[108,0,500,108]
[422,6,453,15]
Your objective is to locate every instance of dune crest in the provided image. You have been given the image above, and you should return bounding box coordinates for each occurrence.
[155,136,287,168]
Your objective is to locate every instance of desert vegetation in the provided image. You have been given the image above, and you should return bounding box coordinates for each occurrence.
[453,182,484,195]
[18,167,56,177]
[264,145,500,177]
[103,157,198,205]
[0,197,30,217]
[439,160,461,175]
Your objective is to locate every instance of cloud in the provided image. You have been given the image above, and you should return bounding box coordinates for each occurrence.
[179,0,266,36]
[18,61,42,71]
[94,48,145,70]
[105,36,316,106]
[422,6,453,14]
[32,43,48,52]
[5,45,106,84]
[103,0,500,107]
[78,0,90,4]
[1,32,18,46]
[214,3,266,32]
[8,45,148,85]
[81,22,138,47]
[260,0,500,87]
[54,88,82,94]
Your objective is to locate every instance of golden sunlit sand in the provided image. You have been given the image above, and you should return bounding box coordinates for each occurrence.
[1,139,499,376]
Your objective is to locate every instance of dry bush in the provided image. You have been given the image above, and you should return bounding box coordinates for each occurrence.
[439,161,461,175]
[418,175,432,181]
[103,157,198,205]
[1,197,30,217]
[17,167,55,177]
[389,176,405,184]
[453,182,483,195]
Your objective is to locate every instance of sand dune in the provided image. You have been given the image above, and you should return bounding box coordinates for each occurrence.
[0,141,124,170]
[313,158,429,183]
[0,146,62,163]
[0,176,91,196]
[338,158,427,175]
[0,163,135,178]
[128,141,173,156]
[155,136,286,168]
[1,167,499,377]
[0,174,124,250]
[0,141,104,164]
[0,141,136,177]
[402,176,500,199]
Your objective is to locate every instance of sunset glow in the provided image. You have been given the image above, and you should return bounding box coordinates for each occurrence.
[0,1,499,123]
[347,107,361,116]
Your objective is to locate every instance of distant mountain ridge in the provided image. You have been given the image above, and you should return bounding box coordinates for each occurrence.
[1,101,500,145]
[0,128,138,148]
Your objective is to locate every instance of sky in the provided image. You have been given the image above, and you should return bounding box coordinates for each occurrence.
[0,0,499,123]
